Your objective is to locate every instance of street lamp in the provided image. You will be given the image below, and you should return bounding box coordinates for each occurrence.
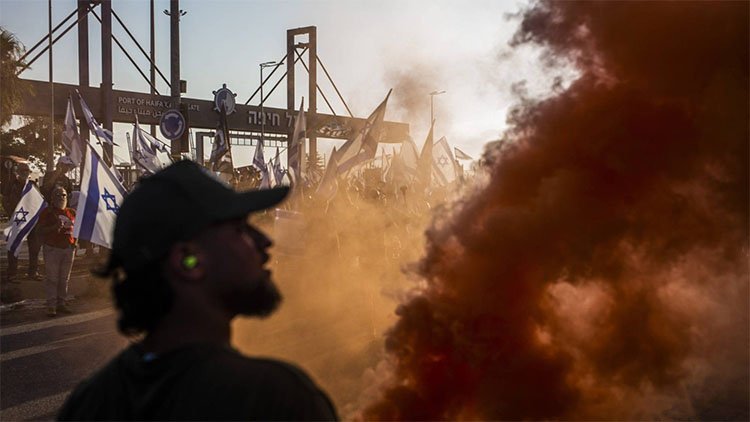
[429,90,446,125]
[259,61,276,148]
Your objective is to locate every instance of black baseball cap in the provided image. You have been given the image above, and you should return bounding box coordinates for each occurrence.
[107,160,288,274]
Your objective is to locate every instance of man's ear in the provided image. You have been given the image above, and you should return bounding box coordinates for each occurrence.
[166,243,206,282]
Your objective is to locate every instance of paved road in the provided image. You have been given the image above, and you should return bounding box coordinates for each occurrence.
[0,308,127,420]
[0,249,396,421]
[0,284,392,421]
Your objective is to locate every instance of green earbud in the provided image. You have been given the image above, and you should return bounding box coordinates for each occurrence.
[183,255,198,269]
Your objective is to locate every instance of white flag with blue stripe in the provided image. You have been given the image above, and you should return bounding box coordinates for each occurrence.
[3,182,46,257]
[132,116,168,175]
[77,90,117,146]
[73,144,128,248]
[432,136,458,186]
[62,95,84,166]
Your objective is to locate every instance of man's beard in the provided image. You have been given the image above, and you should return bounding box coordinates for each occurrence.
[238,278,283,318]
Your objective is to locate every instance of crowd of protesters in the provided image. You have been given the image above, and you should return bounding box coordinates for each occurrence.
[1,150,474,317]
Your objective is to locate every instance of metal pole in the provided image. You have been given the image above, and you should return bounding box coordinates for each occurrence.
[287,29,295,147]
[169,0,181,160]
[260,64,264,147]
[101,0,113,166]
[48,0,54,171]
[260,61,276,151]
[77,0,89,145]
[150,0,156,137]
[429,90,445,127]
[308,27,317,161]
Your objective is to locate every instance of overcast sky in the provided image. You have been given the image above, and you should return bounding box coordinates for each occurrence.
[1,0,571,166]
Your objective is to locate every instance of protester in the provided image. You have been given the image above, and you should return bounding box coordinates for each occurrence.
[41,155,75,201]
[36,186,76,317]
[57,160,337,421]
[1,160,43,282]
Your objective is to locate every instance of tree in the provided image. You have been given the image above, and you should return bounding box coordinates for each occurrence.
[1,27,63,170]
[0,26,31,128]
[1,116,63,172]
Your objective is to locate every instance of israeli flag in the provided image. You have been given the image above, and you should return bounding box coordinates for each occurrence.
[132,116,168,175]
[62,95,84,166]
[3,182,46,257]
[253,139,266,173]
[431,136,458,186]
[209,126,229,170]
[272,147,285,187]
[259,161,272,189]
[76,90,117,146]
[73,144,128,248]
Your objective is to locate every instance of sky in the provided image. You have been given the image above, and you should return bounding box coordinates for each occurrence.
[0,0,571,167]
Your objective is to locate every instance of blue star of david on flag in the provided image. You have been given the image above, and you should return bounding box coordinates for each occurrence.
[14,207,29,225]
[438,156,450,167]
[102,188,120,214]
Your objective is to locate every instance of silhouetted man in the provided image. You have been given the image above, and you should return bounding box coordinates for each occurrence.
[58,160,337,421]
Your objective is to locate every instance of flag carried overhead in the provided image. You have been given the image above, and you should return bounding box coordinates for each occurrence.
[417,120,435,186]
[432,136,458,186]
[335,90,391,173]
[62,95,84,166]
[316,147,339,202]
[288,98,306,180]
[272,147,285,187]
[454,147,473,161]
[132,116,168,175]
[400,137,420,178]
[259,162,272,189]
[253,142,271,189]
[3,182,46,258]
[76,90,117,146]
[73,144,128,248]
[253,138,266,174]
[210,103,232,172]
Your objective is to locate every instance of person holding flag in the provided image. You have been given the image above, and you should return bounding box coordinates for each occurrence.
[3,171,46,284]
[41,156,75,202]
[36,186,76,317]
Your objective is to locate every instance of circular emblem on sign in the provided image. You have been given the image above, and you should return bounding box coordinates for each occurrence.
[160,109,186,140]
[213,84,237,115]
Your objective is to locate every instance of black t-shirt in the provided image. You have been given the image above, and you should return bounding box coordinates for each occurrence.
[58,343,337,421]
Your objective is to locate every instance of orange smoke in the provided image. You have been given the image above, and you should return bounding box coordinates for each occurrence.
[364,1,748,420]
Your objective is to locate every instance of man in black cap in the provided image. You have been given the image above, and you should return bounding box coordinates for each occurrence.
[58,160,337,421]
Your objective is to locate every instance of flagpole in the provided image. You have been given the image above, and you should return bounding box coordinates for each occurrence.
[215,103,235,181]
[429,90,445,128]
[224,107,235,173]
[260,61,276,167]
[48,0,55,171]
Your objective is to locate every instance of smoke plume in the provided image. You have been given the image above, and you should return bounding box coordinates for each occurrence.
[364,1,749,420]
[386,63,447,131]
